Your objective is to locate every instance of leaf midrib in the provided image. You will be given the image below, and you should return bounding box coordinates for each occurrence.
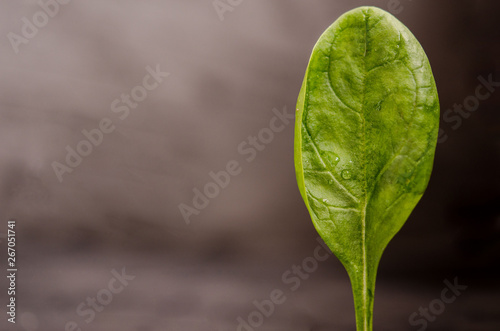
[360,10,370,331]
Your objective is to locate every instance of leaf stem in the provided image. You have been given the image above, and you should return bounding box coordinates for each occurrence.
[351,271,375,331]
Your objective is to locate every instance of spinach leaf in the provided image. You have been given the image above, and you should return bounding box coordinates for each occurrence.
[294,6,439,331]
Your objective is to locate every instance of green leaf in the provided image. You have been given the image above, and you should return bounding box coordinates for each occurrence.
[294,6,439,331]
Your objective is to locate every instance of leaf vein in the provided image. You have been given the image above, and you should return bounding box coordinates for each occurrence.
[303,125,361,204]
[307,192,360,212]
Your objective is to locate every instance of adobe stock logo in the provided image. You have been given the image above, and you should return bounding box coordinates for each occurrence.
[51,64,169,182]
[178,106,293,225]
[65,268,135,331]
[409,277,467,331]
[212,0,244,21]
[235,237,333,330]
[387,0,416,15]
[7,0,73,54]
[438,74,499,143]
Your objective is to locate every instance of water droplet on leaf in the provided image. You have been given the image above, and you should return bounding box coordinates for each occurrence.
[341,170,352,180]
[323,151,340,168]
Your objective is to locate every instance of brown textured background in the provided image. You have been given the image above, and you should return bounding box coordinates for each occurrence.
[0,1,499,330]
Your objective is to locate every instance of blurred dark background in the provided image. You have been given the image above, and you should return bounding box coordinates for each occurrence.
[0,1,498,330]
